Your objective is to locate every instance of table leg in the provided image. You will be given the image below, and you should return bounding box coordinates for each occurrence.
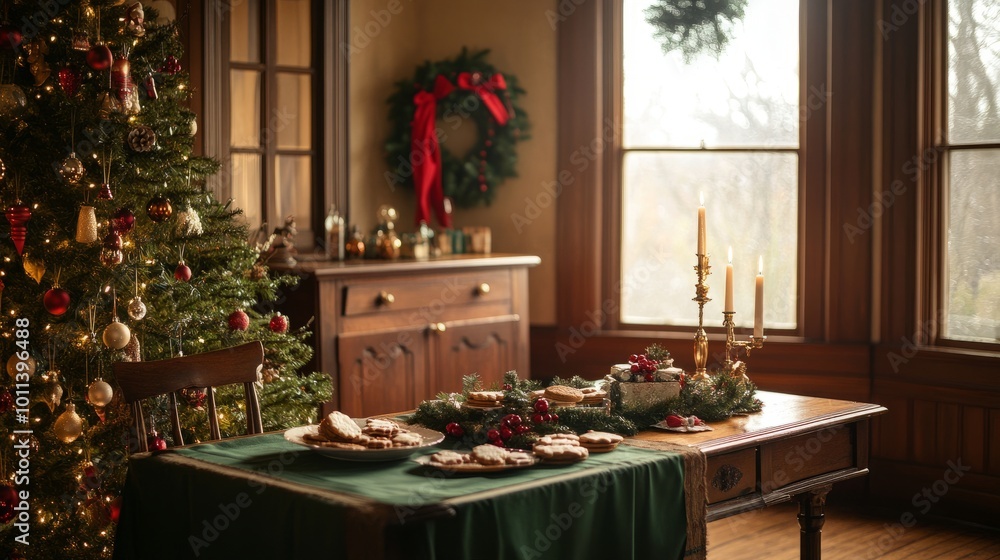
[797,485,831,560]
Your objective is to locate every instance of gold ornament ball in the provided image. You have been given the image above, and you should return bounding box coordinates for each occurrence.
[6,354,36,378]
[0,84,27,116]
[53,403,84,443]
[88,379,114,407]
[146,196,173,223]
[59,153,86,184]
[102,320,131,350]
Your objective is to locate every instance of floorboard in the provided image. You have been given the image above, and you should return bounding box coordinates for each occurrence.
[707,501,1000,559]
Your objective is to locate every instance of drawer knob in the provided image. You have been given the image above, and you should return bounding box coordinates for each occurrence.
[428,322,447,333]
[476,282,491,296]
[711,464,744,493]
[376,292,395,306]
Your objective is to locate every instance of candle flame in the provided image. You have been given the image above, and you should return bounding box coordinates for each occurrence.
[728,246,733,263]
[758,255,764,275]
[699,191,704,206]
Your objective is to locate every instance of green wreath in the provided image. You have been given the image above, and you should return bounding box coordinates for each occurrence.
[385,49,529,216]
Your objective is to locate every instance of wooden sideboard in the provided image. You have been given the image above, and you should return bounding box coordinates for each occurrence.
[275,254,540,416]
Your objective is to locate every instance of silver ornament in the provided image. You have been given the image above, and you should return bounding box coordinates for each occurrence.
[127,296,147,320]
[123,333,141,362]
[42,374,64,413]
[0,84,26,117]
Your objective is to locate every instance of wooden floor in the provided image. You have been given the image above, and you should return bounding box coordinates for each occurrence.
[708,501,1000,559]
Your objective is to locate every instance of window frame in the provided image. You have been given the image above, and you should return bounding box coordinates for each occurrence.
[923,0,1000,350]
[205,0,348,249]
[600,0,822,339]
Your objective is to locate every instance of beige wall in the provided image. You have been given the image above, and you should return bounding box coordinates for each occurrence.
[349,0,558,325]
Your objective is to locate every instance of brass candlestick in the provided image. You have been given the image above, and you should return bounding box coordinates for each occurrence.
[721,310,766,383]
[691,253,711,381]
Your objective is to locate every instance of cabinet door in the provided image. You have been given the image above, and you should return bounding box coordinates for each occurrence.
[429,318,519,395]
[337,328,428,417]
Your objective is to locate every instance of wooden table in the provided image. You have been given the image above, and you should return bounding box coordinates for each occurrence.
[632,391,887,560]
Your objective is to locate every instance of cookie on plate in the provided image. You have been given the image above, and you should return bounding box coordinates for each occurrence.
[471,444,510,465]
[365,436,393,449]
[430,450,466,465]
[363,418,400,437]
[319,411,362,441]
[579,431,623,445]
[316,440,367,451]
[392,431,423,447]
[506,451,536,466]
[534,443,589,463]
[543,385,584,403]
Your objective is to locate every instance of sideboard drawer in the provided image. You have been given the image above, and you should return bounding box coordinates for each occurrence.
[342,270,512,318]
[707,447,757,504]
[761,425,854,488]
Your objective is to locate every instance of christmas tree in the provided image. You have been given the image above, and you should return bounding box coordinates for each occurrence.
[0,3,332,558]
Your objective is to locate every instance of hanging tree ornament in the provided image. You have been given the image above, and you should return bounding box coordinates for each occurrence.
[23,38,51,86]
[76,205,98,243]
[0,84,26,118]
[100,231,123,267]
[112,53,140,115]
[269,313,289,333]
[43,269,71,316]
[58,66,82,97]
[144,72,157,100]
[174,244,191,281]
[5,200,31,256]
[103,288,131,349]
[22,253,44,284]
[111,207,135,235]
[59,154,85,184]
[127,125,156,152]
[127,267,146,320]
[88,377,113,407]
[174,204,203,237]
[86,9,113,71]
[71,30,90,51]
[126,2,145,36]
[6,354,36,379]
[98,150,114,200]
[146,184,172,222]
[53,403,84,443]
[122,330,140,362]
[159,55,181,74]
[41,372,63,413]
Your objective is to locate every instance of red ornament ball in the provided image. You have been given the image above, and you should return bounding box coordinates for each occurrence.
[486,428,501,441]
[159,55,182,74]
[445,422,464,437]
[515,424,531,435]
[0,24,23,50]
[174,261,192,282]
[86,44,113,70]
[228,310,250,331]
[533,398,549,414]
[499,426,513,440]
[103,232,122,250]
[644,373,655,382]
[0,483,17,524]
[531,413,544,425]
[501,414,522,429]
[147,432,167,451]
[551,413,559,422]
[268,313,289,333]
[111,207,136,235]
[542,413,552,423]
[43,287,71,316]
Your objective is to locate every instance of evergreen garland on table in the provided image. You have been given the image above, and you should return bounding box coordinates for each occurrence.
[384,48,529,209]
[0,4,331,558]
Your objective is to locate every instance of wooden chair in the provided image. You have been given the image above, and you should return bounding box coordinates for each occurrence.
[114,341,265,451]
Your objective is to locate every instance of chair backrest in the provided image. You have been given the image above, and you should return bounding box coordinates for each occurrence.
[114,341,265,451]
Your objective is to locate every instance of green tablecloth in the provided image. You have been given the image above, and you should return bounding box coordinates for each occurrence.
[114,434,687,560]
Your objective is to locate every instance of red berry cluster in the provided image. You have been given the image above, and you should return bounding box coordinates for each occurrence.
[445,422,465,437]
[628,353,659,382]
[530,398,559,425]
[486,414,530,447]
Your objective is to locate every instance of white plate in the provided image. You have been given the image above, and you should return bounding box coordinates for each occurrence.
[284,420,445,462]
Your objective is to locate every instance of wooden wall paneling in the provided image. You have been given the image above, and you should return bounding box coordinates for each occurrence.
[961,406,986,472]
[935,403,961,463]
[911,400,938,464]
[825,0,875,343]
[871,394,910,461]
[990,409,1000,475]
[555,0,604,328]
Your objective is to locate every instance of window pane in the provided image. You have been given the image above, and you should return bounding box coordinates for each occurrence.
[948,0,1000,144]
[276,73,312,150]
[229,0,260,63]
[275,155,312,231]
[230,70,261,148]
[620,152,798,329]
[623,0,799,148]
[231,153,262,230]
[944,149,1000,342]
[276,0,312,67]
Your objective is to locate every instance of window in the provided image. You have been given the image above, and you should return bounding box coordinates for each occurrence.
[618,0,800,331]
[213,0,345,247]
[940,0,1000,343]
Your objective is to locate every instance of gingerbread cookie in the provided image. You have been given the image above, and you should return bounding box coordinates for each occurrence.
[506,451,536,466]
[319,411,362,441]
[316,440,367,451]
[543,385,584,403]
[365,437,393,449]
[392,431,423,447]
[363,418,400,437]
[471,444,509,465]
[578,431,623,445]
[429,450,466,465]
[534,443,589,463]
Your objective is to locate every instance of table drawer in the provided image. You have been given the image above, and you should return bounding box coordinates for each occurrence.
[343,270,512,318]
[762,425,854,488]
[707,447,757,504]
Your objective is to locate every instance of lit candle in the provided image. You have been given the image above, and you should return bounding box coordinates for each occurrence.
[725,246,734,312]
[754,255,764,338]
[697,192,706,255]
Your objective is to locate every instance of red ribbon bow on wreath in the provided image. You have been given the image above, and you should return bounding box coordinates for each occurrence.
[411,72,510,227]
